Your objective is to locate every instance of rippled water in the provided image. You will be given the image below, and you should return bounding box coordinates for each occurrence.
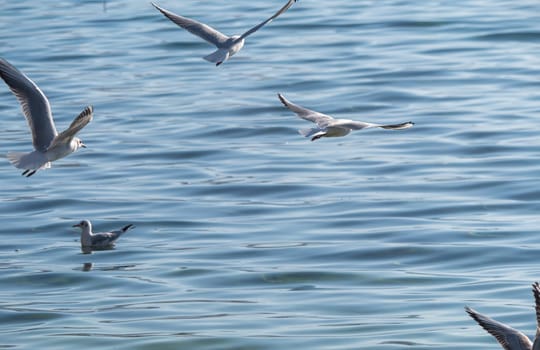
[1,0,540,349]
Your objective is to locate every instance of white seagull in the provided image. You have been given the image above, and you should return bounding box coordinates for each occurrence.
[278,93,414,141]
[151,0,297,66]
[465,282,540,350]
[0,58,92,177]
[73,220,134,248]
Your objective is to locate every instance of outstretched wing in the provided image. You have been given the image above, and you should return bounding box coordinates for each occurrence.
[239,0,296,40]
[54,106,93,145]
[331,119,377,130]
[152,2,229,47]
[333,120,414,130]
[465,306,533,350]
[278,93,333,126]
[532,282,540,350]
[378,121,414,130]
[0,58,57,152]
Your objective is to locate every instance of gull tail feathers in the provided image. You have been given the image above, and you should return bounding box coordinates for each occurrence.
[203,49,229,66]
[7,151,50,175]
[379,121,415,130]
[298,128,326,141]
[298,127,321,138]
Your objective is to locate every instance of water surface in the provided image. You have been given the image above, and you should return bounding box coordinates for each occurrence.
[1,0,540,349]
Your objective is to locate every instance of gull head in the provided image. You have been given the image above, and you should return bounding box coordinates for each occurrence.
[73,219,92,232]
[74,137,86,149]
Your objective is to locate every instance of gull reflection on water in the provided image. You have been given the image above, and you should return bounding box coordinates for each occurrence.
[82,262,93,272]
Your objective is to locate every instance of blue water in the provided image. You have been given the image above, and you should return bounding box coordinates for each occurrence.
[1,0,540,348]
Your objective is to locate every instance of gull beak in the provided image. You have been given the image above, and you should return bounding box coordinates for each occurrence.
[80,143,87,148]
[73,223,82,228]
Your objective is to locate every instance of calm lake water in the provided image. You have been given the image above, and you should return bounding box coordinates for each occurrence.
[1,0,540,349]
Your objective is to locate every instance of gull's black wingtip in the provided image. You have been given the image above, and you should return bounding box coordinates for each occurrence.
[277,93,287,106]
[151,2,165,13]
[83,105,94,115]
[464,306,478,319]
[121,224,135,232]
[532,281,540,296]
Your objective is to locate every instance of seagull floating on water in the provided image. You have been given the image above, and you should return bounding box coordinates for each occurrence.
[465,282,540,350]
[152,0,297,66]
[73,220,134,248]
[278,93,414,141]
[0,58,92,177]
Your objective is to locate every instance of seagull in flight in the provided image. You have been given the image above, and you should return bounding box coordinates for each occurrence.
[465,282,540,350]
[151,0,297,66]
[278,93,414,141]
[0,58,92,177]
[73,220,134,249]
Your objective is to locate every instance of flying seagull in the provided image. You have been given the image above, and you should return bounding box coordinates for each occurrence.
[0,58,92,177]
[151,0,297,66]
[465,282,540,350]
[277,93,414,141]
[73,220,135,248]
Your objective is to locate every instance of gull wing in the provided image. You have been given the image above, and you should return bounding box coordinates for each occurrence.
[333,120,414,130]
[331,119,377,130]
[152,2,229,47]
[239,0,296,40]
[93,224,134,246]
[278,93,334,126]
[52,105,93,146]
[532,282,540,350]
[465,306,533,350]
[378,121,414,130]
[91,232,116,247]
[110,224,135,237]
[0,58,57,152]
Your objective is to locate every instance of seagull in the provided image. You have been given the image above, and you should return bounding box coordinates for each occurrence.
[151,0,297,66]
[73,220,134,248]
[465,282,540,350]
[0,58,92,177]
[278,93,414,141]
